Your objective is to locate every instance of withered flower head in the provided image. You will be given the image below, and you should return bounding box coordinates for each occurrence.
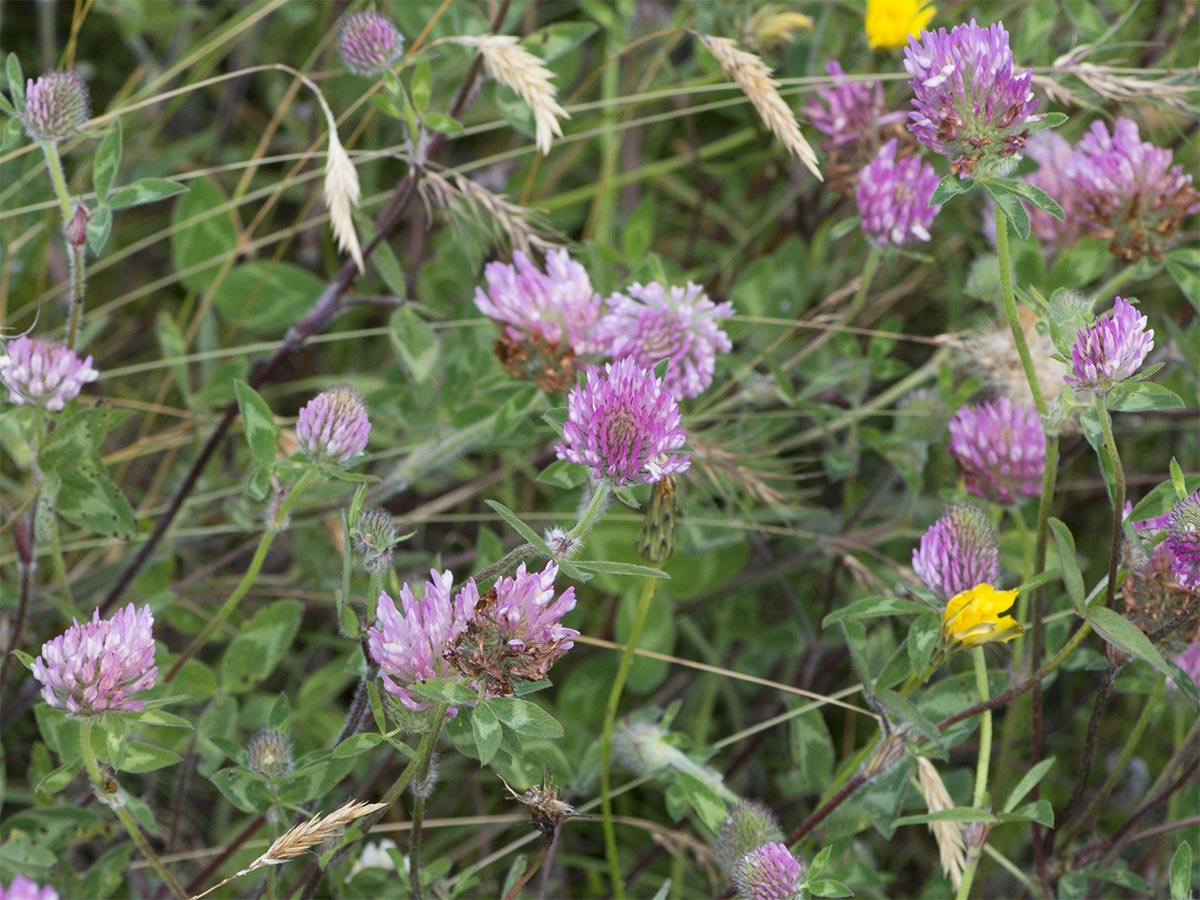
[499,766,589,836]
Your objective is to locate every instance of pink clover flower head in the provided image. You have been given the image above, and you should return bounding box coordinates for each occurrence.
[947,396,1044,505]
[490,561,579,655]
[296,385,371,467]
[912,503,999,600]
[903,19,1042,178]
[856,138,941,246]
[30,604,158,716]
[1064,296,1153,393]
[731,841,804,900]
[595,280,733,399]
[338,11,405,76]
[1166,491,1200,591]
[0,336,98,412]
[1172,642,1200,693]
[21,70,90,143]
[982,130,1082,255]
[0,875,58,900]
[556,357,691,486]
[367,570,474,713]
[475,249,603,356]
[1065,117,1200,263]
[804,60,887,151]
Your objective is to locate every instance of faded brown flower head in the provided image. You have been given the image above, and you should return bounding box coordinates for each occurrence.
[494,331,577,393]
[499,767,588,836]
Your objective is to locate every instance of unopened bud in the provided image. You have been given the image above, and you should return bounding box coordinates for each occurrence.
[1104,641,1131,669]
[247,728,293,779]
[637,475,678,563]
[543,526,582,561]
[716,801,784,876]
[66,204,90,250]
[863,732,908,780]
[963,820,989,850]
[22,71,90,143]
[352,506,399,574]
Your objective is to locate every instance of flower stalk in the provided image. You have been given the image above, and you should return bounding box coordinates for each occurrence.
[1094,397,1126,609]
[954,647,993,900]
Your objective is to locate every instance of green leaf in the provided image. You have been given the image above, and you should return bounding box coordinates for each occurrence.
[875,689,944,750]
[210,767,273,813]
[1171,458,1189,499]
[171,176,239,293]
[789,710,834,795]
[1169,840,1192,900]
[234,380,279,470]
[487,698,563,738]
[389,307,440,385]
[989,177,1064,220]
[214,261,323,333]
[808,846,832,880]
[54,465,138,539]
[0,87,14,117]
[6,54,24,111]
[1049,519,1085,612]
[673,770,728,832]
[984,180,1031,241]
[1083,606,1174,679]
[85,205,113,255]
[893,807,999,826]
[823,595,929,626]
[1107,381,1185,413]
[536,460,590,489]
[930,174,972,206]
[115,743,182,773]
[277,755,356,805]
[1028,111,1069,132]
[492,386,544,442]
[1003,756,1055,812]
[134,710,193,730]
[807,879,854,898]
[421,112,465,135]
[407,677,479,706]
[574,559,669,579]
[218,600,304,693]
[1,116,22,151]
[92,118,122,202]
[332,732,385,759]
[471,702,502,766]
[410,60,431,113]
[108,177,188,210]
[38,405,114,470]
[35,761,83,795]
[997,798,1054,827]
[484,499,588,582]
[906,612,940,677]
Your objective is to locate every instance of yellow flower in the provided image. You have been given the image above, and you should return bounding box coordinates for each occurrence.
[943,584,1022,647]
[865,0,936,50]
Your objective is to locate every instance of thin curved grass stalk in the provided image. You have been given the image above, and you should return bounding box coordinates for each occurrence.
[187,799,386,900]
[696,33,822,180]
[454,35,569,155]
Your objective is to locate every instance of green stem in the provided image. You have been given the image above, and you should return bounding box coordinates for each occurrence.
[849,244,884,324]
[568,481,613,542]
[39,141,88,350]
[66,243,87,352]
[992,204,1047,418]
[79,720,188,900]
[409,786,427,900]
[955,647,993,900]
[39,141,73,221]
[600,575,658,900]
[1094,398,1126,610]
[165,469,315,681]
[1091,266,1139,305]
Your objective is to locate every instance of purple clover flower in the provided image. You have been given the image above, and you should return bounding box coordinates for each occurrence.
[731,842,803,900]
[338,11,405,76]
[0,875,58,900]
[21,71,90,143]
[912,503,999,600]
[594,281,733,399]
[367,570,474,713]
[947,396,1045,505]
[296,385,371,467]
[1065,118,1200,262]
[475,249,603,356]
[487,561,578,656]
[856,138,941,246]
[1064,296,1154,393]
[1166,491,1200,591]
[903,19,1041,178]
[556,357,690,485]
[0,336,98,412]
[30,604,158,716]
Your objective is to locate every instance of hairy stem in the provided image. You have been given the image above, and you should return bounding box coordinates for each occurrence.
[954,648,994,900]
[600,575,658,900]
[1094,398,1126,610]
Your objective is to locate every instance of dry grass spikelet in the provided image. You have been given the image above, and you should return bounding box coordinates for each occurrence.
[420,170,560,256]
[457,35,568,156]
[324,129,364,272]
[915,757,966,891]
[697,33,821,180]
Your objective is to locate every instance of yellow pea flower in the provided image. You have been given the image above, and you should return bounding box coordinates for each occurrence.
[943,584,1022,647]
[865,0,936,50]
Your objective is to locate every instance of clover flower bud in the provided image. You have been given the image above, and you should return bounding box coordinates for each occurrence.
[1064,296,1154,394]
[732,842,804,900]
[717,801,785,876]
[912,503,999,601]
[66,204,90,250]
[22,70,90,143]
[1166,491,1200,591]
[352,506,400,575]
[338,11,405,77]
[247,728,293,779]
